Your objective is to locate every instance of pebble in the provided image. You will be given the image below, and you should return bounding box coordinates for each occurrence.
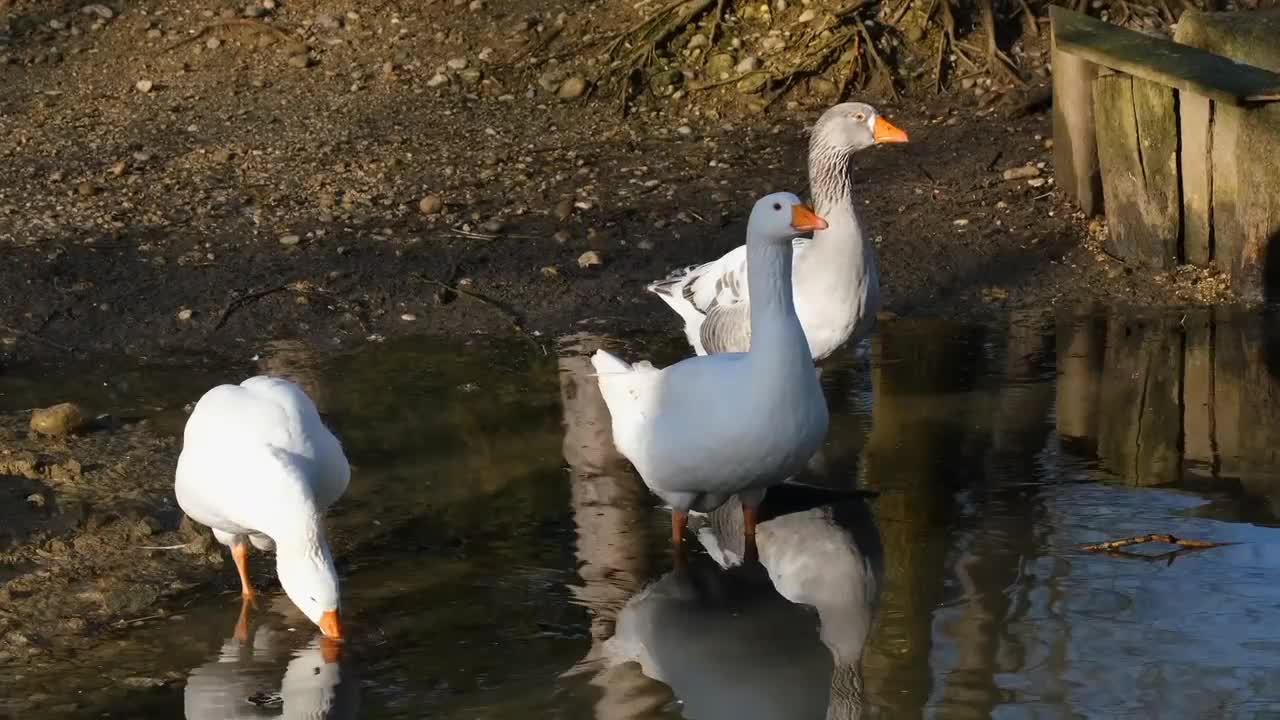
[553,199,574,222]
[135,79,154,93]
[1001,165,1040,181]
[480,219,503,234]
[81,4,115,19]
[557,76,587,99]
[109,161,127,176]
[418,194,443,215]
[469,0,486,9]
[687,34,708,49]
[460,69,482,85]
[735,55,761,73]
[206,37,221,49]
[400,313,417,321]
[446,57,468,70]
[553,229,571,244]
[426,73,449,87]
[30,403,87,437]
[211,148,233,163]
[577,250,603,268]
[278,234,302,245]
[676,125,693,137]
[953,218,970,227]
[317,14,342,30]
[538,70,565,93]
[797,8,817,21]
[78,182,96,196]
[176,308,193,321]
[287,53,310,68]
[541,265,560,277]
[1027,178,1048,188]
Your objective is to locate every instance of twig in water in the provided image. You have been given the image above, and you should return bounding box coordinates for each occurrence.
[1081,534,1235,552]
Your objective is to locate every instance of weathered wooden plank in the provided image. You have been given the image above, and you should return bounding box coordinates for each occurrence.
[1092,74,1181,268]
[1177,10,1280,302]
[1051,33,1103,216]
[1050,6,1280,107]
[1181,309,1214,475]
[1179,92,1214,267]
[1054,307,1104,453]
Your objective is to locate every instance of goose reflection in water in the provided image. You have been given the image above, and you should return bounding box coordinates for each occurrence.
[597,490,883,720]
[182,603,359,720]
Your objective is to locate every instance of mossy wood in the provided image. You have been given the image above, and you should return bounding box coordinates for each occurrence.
[1050,6,1280,106]
[1092,74,1181,269]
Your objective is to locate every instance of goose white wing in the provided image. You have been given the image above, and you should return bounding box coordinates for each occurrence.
[647,238,810,355]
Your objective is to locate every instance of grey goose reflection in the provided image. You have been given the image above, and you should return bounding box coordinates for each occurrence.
[594,491,883,720]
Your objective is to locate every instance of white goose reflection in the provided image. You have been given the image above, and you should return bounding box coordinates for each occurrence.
[600,493,882,720]
[182,611,359,720]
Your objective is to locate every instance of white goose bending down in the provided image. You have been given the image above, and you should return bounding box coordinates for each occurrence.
[592,192,831,550]
[176,375,349,640]
[648,102,908,360]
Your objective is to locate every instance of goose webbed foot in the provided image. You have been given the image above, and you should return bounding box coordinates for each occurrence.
[231,541,258,606]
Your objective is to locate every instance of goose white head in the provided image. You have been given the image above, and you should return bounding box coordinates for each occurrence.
[277,537,343,640]
[811,101,909,152]
[748,191,829,242]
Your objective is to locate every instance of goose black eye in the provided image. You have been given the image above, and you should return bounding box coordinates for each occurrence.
[854,112,866,122]
[772,202,782,211]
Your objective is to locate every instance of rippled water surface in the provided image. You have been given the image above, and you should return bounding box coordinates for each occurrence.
[6,308,1280,719]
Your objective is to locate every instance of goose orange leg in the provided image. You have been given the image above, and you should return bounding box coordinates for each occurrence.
[743,503,759,563]
[231,542,257,605]
[672,510,689,547]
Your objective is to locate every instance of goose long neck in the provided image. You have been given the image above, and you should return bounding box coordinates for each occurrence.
[808,135,857,215]
[746,238,798,341]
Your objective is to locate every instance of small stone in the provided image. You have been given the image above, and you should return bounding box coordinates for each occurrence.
[1043,138,1055,150]
[577,250,603,268]
[707,53,735,77]
[459,68,482,84]
[205,37,221,49]
[538,69,565,93]
[400,313,417,321]
[109,161,127,176]
[135,79,154,93]
[953,218,970,227]
[81,4,115,19]
[480,219,503,234]
[540,265,560,277]
[316,14,342,30]
[446,57,468,70]
[176,308,193,321]
[1027,178,1048,188]
[553,229,571,244]
[77,182,97,196]
[557,76,587,99]
[1001,165,1040,181]
[469,0,486,8]
[263,0,277,9]
[676,125,693,137]
[797,8,817,21]
[287,53,310,68]
[31,403,87,437]
[243,4,265,17]
[553,199,574,222]
[426,73,449,88]
[211,148,233,163]
[49,18,67,30]
[687,34,708,50]
[735,55,761,73]
[279,234,302,246]
[418,194,443,215]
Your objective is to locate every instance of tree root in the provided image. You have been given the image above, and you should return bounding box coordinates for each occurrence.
[605,0,716,112]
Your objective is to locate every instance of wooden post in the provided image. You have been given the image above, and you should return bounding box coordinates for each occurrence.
[1097,315,1182,486]
[1092,73,1182,268]
[1179,92,1214,267]
[1051,15,1103,216]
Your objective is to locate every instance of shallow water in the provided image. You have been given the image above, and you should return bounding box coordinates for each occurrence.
[6,308,1280,719]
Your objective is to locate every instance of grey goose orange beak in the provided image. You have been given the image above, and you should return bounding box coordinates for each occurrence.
[873,115,909,144]
[791,203,828,232]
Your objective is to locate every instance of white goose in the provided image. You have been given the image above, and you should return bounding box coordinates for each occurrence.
[648,102,908,361]
[176,375,349,640]
[592,192,831,549]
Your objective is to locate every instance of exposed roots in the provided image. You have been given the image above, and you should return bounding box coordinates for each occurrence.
[606,0,717,112]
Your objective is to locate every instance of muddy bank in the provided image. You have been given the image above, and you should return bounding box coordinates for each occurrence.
[0,0,1241,368]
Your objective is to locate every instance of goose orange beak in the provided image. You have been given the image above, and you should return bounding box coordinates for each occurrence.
[319,610,343,640]
[791,203,828,232]
[873,116,909,144]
